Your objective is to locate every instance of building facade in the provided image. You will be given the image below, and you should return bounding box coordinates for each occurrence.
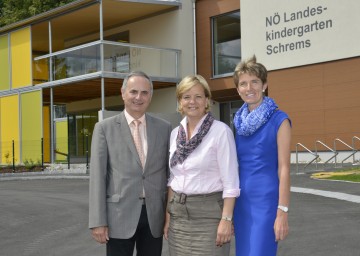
[0,0,359,167]
[195,0,360,165]
[0,0,194,165]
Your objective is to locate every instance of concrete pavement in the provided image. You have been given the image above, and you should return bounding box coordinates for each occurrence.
[0,169,359,256]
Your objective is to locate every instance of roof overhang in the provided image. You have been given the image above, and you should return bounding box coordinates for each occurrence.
[0,0,181,35]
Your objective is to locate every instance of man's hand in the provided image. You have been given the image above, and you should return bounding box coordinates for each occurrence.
[91,226,109,244]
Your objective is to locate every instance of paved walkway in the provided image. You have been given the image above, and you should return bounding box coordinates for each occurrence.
[1,168,359,256]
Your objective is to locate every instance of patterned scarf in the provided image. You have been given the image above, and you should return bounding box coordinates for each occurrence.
[170,112,215,167]
[233,97,278,136]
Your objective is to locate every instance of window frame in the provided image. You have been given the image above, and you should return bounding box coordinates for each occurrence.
[211,10,241,78]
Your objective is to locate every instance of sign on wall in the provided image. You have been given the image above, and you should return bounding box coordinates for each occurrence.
[241,0,360,70]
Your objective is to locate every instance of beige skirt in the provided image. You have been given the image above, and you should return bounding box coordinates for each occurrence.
[167,190,230,256]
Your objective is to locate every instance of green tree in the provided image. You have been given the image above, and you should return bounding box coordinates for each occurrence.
[0,0,75,27]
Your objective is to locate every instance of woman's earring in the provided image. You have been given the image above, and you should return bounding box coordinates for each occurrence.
[262,89,265,92]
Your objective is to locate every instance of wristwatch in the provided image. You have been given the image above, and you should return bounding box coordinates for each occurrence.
[221,216,233,221]
[277,205,289,213]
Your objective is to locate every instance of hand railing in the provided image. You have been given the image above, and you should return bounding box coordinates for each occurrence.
[315,140,338,170]
[334,138,355,167]
[296,143,319,173]
[352,136,360,164]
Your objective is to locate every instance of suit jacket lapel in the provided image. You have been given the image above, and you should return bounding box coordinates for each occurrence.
[145,114,157,171]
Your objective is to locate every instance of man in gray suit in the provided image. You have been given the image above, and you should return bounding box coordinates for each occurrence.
[89,71,171,256]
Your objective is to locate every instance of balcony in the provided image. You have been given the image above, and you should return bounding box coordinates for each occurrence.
[34,40,180,82]
[0,0,185,103]
[34,40,181,103]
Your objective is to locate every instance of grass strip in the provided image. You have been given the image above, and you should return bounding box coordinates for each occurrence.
[311,168,360,182]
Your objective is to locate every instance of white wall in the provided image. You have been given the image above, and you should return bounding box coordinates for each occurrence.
[241,0,360,70]
[148,87,177,113]
[65,0,212,126]
[68,85,222,129]
[95,1,196,77]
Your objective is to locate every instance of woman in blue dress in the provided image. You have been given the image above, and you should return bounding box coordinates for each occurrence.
[232,56,291,256]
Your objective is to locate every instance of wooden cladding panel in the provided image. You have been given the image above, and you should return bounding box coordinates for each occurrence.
[287,110,325,136]
[324,81,360,110]
[271,84,325,113]
[269,58,360,151]
[324,107,360,135]
[323,57,360,85]
[269,65,324,90]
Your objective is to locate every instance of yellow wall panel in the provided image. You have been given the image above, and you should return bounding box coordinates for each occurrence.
[43,106,51,163]
[0,35,10,91]
[55,120,68,161]
[0,95,20,164]
[21,91,42,163]
[0,97,3,161]
[11,27,32,88]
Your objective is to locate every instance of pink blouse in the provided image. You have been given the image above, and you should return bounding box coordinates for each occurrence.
[168,115,240,198]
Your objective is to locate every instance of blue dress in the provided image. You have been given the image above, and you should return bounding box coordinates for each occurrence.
[233,110,289,256]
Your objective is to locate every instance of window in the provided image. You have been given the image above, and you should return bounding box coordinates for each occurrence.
[104,31,130,73]
[212,11,241,77]
[54,105,67,119]
[220,100,244,134]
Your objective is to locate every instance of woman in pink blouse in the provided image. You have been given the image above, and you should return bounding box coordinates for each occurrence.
[163,75,240,256]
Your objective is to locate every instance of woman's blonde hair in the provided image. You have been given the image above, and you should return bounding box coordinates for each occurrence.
[176,75,212,115]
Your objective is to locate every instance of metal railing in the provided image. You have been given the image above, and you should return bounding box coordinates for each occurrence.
[315,140,338,170]
[334,138,357,168]
[0,139,44,172]
[0,137,90,172]
[295,143,319,173]
[296,136,360,172]
[352,136,360,163]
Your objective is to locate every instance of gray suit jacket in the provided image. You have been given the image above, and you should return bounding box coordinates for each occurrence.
[89,112,171,238]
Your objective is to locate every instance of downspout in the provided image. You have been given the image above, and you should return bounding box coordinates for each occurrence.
[99,0,105,113]
[49,20,55,164]
[192,0,197,74]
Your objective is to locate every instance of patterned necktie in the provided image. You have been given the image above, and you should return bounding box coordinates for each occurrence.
[132,120,145,168]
